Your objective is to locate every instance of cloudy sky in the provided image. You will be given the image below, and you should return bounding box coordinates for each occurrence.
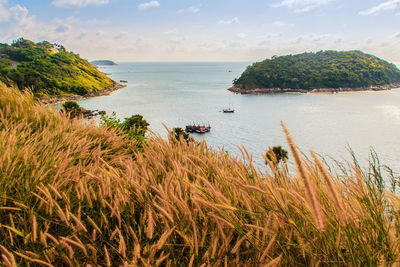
[1,0,400,63]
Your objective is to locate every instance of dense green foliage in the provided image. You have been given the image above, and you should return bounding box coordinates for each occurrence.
[122,114,149,136]
[173,127,192,144]
[0,38,113,98]
[234,50,400,90]
[100,112,149,149]
[62,101,82,118]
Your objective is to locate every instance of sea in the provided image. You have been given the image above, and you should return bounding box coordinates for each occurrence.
[78,62,400,173]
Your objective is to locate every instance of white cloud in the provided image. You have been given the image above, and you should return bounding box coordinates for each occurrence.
[1,0,400,63]
[138,1,160,10]
[178,6,200,13]
[273,0,331,12]
[237,33,248,39]
[52,0,109,8]
[164,28,179,35]
[359,0,400,16]
[273,20,295,27]
[55,24,70,33]
[217,17,239,25]
[168,36,185,45]
[187,6,200,13]
[0,1,10,22]
[9,5,29,21]
[0,1,30,24]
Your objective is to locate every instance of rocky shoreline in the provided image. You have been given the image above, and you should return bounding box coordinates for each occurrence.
[37,81,126,105]
[80,108,106,119]
[228,82,400,95]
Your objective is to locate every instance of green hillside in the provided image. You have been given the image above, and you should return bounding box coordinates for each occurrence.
[0,38,113,98]
[234,50,400,90]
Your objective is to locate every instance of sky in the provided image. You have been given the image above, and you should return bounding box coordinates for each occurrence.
[1,0,400,63]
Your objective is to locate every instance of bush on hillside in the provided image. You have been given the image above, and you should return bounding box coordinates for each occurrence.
[172,127,192,144]
[100,112,149,149]
[62,101,82,118]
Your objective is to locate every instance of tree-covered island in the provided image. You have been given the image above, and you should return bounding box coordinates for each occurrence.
[0,38,123,102]
[230,50,400,94]
[91,60,117,66]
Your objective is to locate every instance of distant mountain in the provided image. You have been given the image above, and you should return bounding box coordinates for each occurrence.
[232,51,400,92]
[0,38,114,98]
[91,60,117,66]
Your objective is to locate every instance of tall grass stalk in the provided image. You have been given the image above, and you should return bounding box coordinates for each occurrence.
[0,83,400,265]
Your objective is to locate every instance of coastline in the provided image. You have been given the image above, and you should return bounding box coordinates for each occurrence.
[228,82,400,95]
[37,81,126,105]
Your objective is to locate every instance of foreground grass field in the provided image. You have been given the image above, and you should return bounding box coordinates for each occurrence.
[1,83,400,266]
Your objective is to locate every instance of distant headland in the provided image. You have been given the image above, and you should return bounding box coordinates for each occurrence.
[91,60,117,66]
[230,50,400,94]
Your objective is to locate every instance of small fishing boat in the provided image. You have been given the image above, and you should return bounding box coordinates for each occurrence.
[185,124,211,134]
[120,80,128,83]
[223,108,234,113]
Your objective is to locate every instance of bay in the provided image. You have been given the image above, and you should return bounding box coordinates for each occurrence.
[78,62,400,171]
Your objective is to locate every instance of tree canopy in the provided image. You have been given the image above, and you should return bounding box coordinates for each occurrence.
[0,37,113,98]
[62,101,82,118]
[234,50,400,90]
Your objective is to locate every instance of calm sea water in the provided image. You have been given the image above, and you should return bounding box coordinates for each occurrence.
[79,62,400,171]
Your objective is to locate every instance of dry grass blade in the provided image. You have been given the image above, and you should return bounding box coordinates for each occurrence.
[281,122,325,231]
[0,84,399,266]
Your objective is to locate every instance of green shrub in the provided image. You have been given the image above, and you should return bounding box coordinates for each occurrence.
[172,127,191,144]
[100,112,149,149]
[62,101,81,118]
[266,145,289,165]
[121,114,149,136]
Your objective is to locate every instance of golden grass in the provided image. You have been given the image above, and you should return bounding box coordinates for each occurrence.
[1,83,400,266]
